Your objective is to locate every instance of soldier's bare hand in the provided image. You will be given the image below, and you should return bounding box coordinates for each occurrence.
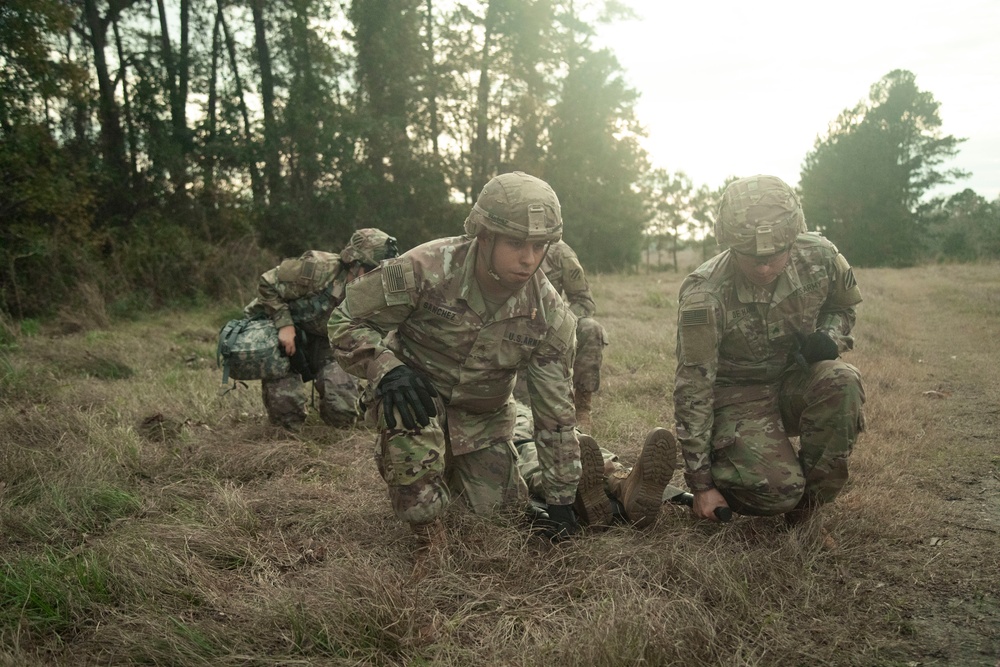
[278,325,297,356]
[693,488,729,522]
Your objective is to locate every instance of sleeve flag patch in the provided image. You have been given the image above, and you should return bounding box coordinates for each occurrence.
[384,264,407,293]
[681,308,710,326]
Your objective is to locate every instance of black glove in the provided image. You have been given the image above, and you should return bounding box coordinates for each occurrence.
[540,503,580,541]
[286,327,315,383]
[795,331,839,364]
[376,365,439,430]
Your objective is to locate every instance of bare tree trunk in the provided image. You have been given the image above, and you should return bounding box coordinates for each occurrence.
[218,0,264,206]
[288,0,318,204]
[671,223,679,272]
[112,15,138,189]
[155,0,189,197]
[81,0,131,187]
[424,0,439,156]
[204,6,221,208]
[472,0,497,195]
[64,31,88,147]
[179,0,190,133]
[250,0,283,206]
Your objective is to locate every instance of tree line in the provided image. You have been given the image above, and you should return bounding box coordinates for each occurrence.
[1,1,996,322]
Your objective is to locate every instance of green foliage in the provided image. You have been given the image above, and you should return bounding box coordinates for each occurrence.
[0,551,112,637]
[108,293,154,321]
[0,0,80,127]
[0,325,14,349]
[922,189,1000,261]
[160,616,227,659]
[75,485,143,527]
[642,290,674,309]
[0,352,15,396]
[73,356,135,380]
[800,70,967,267]
[2,1,987,330]
[643,169,702,272]
[546,48,649,272]
[0,124,98,318]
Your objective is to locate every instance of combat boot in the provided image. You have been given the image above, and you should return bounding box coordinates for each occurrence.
[606,428,677,528]
[785,501,836,551]
[784,492,825,527]
[573,434,613,527]
[574,389,593,434]
[409,519,447,580]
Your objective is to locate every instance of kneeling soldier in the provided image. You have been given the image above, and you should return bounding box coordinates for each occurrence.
[244,228,398,429]
[674,175,866,548]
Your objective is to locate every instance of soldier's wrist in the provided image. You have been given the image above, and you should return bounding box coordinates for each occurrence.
[273,313,295,330]
[684,470,715,493]
[370,352,404,387]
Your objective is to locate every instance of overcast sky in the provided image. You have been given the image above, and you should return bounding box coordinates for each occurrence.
[594,0,1000,201]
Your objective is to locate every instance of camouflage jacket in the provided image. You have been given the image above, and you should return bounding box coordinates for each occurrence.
[673,233,862,491]
[244,250,351,337]
[328,235,581,505]
[540,240,596,318]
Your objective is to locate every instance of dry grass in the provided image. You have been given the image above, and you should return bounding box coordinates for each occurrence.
[1,265,999,666]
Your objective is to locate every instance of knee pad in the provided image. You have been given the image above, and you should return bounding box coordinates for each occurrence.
[390,472,450,525]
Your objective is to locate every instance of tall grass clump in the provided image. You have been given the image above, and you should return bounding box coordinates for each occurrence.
[0,551,113,641]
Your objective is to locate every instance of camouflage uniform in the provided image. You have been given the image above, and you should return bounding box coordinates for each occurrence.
[245,229,397,429]
[328,235,580,526]
[539,241,608,429]
[513,400,622,498]
[674,177,865,517]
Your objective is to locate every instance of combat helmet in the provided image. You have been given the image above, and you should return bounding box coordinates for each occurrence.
[340,228,399,269]
[716,175,806,256]
[464,171,563,243]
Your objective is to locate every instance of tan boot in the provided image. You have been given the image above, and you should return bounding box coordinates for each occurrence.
[409,519,447,580]
[573,434,613,527]
[574,389,593,434]
[606,428,677,528]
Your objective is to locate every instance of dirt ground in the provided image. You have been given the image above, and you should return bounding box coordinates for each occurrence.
[855,265,999,666]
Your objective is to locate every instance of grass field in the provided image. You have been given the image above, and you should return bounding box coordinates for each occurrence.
[1,263,998,666]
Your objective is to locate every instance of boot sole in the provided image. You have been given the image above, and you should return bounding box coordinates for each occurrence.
[574,434,613,527]
[627,428,677,528]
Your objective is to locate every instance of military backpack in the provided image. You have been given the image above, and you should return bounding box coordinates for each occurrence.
[216,317,290,385]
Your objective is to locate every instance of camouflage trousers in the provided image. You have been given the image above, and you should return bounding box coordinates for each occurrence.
[710,360,865,516]
[513,400,623,498]
[261,334,360,428]
[573,317,608,393]
[373,397,529,526]
[518,440,620,499]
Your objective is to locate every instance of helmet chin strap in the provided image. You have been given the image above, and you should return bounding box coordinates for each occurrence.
[480,232,502,282]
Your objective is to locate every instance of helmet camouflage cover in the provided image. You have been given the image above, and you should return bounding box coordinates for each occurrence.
[716,175,806,255]
[463,171,563,243]
[340,228,398,268]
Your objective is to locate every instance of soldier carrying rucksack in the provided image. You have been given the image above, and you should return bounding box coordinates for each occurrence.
[242,228,398,430]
